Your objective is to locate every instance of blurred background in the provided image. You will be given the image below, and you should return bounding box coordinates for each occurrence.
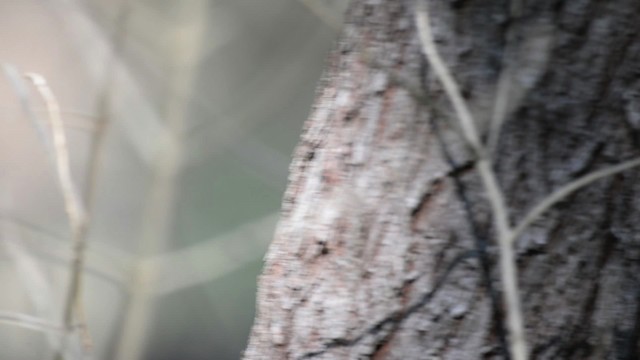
[0,0,347,359]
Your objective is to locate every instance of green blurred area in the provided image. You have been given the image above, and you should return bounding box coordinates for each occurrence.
[0,0,346,359]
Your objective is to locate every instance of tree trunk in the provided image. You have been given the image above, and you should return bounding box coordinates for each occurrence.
[244,0,640,359]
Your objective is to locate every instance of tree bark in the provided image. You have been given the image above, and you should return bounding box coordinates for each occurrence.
[245,0,640,359]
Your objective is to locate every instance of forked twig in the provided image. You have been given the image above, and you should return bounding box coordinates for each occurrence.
[415,3,640,360]
[414,3,526,359]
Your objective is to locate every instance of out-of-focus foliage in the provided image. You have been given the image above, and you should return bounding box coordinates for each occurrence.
[0,0,346,359]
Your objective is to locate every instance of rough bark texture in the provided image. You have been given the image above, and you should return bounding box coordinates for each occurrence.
[245,0,640,359]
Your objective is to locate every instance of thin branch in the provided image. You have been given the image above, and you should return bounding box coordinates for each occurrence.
[73,0,132,350]
[0,311,64,334]
[2,64,56,168]
[25,73,87,245]
[486,1,523,156]
[115,0,202,358]
[414,4,483,155]
[509,157,640,246]
[0,106,98,121]
[4,65,93,356]
[25,73,91,353]
[487,67,515,155]
[413,8,511,256]
[415,3,527,359]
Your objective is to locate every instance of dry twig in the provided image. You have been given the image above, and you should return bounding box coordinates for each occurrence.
[25,73,92,356]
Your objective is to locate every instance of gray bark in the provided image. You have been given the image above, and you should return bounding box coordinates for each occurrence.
[245,0,640,359]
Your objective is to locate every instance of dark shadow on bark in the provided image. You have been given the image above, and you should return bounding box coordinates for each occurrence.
[300,249,479,359]
[429,115,511,360]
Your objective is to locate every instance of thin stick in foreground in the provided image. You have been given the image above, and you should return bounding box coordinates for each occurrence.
[26,73,92,352]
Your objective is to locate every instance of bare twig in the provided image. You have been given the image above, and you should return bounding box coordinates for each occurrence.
[25,73,91,355]
[414,5,483,155]
[2,64,56,167]
[415,3,527,359]
[487,67,515,155]
[509,157,640,246]
[115,1,204,359]
[71,0,134,351]
[486,0,523,156]
[415,3,640,359]
[3,65,90,358]
[0,311,64,334]
[0,106,98,121]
